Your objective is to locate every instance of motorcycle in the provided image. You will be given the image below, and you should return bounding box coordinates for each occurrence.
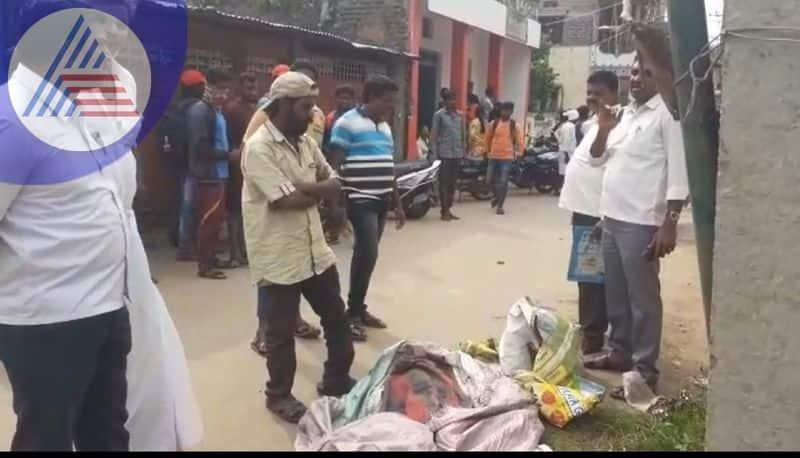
[510,146,561,194]
[457,156,493,201]
[394,159,442,220]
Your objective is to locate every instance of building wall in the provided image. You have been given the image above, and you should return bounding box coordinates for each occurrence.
[707,0,800,451]
[421,12,453,91]
[332,0,410,52]
[500,39,532,128]
[549,45,591,111]
[469,28,490,98]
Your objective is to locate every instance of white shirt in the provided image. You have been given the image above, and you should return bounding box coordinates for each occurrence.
[556,121,577,154]
[0,64,132,325]
[559,117,606,218]
[417,137,430,159]
[594,95,690,226]
[556,122,577,176]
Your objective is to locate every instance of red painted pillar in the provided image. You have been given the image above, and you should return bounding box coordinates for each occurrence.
[406,0,422,160]
[450,22,470,113]
[488,33,504,98]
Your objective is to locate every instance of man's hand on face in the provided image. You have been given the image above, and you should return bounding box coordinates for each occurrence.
[596,103,619,132]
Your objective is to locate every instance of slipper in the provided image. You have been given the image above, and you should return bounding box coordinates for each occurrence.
[295,321,322,340]
[317,377,358,397]
[250,339,267,357]
[198,269,227,280]
[350,322,367,342]
[352,310,387,329]
[214,258,245,269]
[583,352,632,372]
[266,396,307,424]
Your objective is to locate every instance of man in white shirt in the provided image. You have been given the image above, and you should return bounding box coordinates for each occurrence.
[558,70,620,355]
[555,110,577,194]
[0,1,201,451]
[584,58,690,396]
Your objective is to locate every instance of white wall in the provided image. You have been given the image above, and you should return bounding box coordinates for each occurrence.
[549,46,592,111]
[469,28,490,97]
[501,39,532,128]
[427,0,507,37]
[421,12,452,91]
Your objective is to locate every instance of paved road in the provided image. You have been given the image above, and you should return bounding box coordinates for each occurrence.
[0,192,708,450]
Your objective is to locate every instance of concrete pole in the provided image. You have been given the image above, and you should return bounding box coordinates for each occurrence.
[667,0,718,337]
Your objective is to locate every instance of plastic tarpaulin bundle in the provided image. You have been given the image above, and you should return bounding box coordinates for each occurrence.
[296,340,547,452]
[498,297,605,428]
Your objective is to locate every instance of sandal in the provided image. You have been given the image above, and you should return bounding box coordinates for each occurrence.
[317,377,358,397]
[198,268,227,280]
[354,310,387,329]
[250,338,267,357]
[583,352,632,372]
[350,322,367,342]
[295,320,322,340]
[214,258,245,269]
[266,396,307,424]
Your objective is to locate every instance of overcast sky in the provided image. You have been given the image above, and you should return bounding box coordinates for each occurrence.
[705,0,724,38]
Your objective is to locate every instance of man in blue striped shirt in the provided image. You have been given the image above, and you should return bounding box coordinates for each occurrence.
[329,76,405,339]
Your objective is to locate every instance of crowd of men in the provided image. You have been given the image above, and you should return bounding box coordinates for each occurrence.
[164,61,408,423]
[559,58,690,398]
[0,8,691,443]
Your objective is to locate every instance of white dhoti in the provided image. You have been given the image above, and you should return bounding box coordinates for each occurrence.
[124,217,204,451]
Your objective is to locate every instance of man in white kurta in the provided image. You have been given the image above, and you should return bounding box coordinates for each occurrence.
[0,54,201,453]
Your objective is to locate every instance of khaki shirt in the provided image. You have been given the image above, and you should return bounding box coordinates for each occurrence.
[243,104,326,147]
[242,119,337,286]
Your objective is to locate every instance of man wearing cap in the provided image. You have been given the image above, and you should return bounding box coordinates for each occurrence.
[242,72,356,424]
[246,62,326,347]
[182,69,230,280]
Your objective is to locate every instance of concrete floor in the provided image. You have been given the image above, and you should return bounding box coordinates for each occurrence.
[0,192,709,451]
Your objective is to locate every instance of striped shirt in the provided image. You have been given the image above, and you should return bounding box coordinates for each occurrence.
[330,107,395,201]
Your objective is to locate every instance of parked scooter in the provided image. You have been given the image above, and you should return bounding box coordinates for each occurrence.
[393,159,442,220]
[457,156,493,201]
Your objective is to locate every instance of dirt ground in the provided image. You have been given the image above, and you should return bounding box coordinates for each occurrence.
[0,191,709,451]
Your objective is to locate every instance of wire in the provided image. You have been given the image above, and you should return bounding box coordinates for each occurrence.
[538,2,623,28]
[727,31,800,44]
[682,44,724,122]
[591,22,632,48]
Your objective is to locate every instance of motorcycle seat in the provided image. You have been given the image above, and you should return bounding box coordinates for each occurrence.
[394,159,432,177]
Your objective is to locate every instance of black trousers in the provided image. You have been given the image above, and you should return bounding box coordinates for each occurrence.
[572,212,608,345]
[438,158,460,215]
[346,199,388,316]
[0,308,132,451]
[258,267,355,399]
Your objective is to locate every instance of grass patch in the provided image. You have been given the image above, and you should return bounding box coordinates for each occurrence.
[543,388,707,451]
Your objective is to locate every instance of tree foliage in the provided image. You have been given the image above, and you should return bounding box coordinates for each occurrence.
[501,0,540,19]
[529,47,559,113]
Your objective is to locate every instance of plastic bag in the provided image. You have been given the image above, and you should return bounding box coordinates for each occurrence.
[498,297,605,427]
[459,339,500,363]
[515,373,605,428]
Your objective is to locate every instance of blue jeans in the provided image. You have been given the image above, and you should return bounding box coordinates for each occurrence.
[346,199,388,316]
[487,159,513,209]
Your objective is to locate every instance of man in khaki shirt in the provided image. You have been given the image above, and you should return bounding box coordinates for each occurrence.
[246,61,327,342]
[242,72,355,424]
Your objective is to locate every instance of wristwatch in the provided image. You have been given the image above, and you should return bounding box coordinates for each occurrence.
[668,210,681,223]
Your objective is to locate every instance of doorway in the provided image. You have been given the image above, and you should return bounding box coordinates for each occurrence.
[418,49,440,133]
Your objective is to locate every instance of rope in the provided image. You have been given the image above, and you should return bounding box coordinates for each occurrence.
[538,2,623,27]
